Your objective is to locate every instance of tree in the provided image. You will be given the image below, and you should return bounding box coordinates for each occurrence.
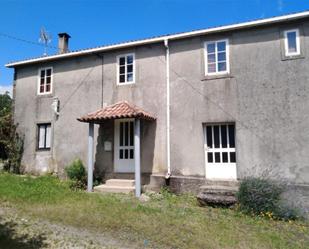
[0,92,23,173]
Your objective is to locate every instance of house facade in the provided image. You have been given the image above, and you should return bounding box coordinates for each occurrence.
[6,12,309,210]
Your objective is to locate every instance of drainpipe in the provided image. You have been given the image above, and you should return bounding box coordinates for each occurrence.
[164,39,171,179]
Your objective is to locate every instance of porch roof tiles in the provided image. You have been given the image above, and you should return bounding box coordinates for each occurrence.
[77,101,156,123]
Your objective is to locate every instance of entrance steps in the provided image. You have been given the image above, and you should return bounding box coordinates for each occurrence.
[197,180,239,206]
[94,179,135,194]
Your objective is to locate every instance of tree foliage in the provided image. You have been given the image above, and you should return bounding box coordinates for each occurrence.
[0,92,23,173]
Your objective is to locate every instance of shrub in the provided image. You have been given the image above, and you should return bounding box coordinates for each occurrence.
[65,159,86,190]
[236,177,301,220]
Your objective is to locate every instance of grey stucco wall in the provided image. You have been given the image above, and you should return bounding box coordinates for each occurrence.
[13,18,309,189]
[169,19,309,185]
[14,43,167,176]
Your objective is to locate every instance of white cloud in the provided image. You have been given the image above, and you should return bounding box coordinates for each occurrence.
[0,85,12,97]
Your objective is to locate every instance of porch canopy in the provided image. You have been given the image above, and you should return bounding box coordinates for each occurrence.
[77,101,156,197]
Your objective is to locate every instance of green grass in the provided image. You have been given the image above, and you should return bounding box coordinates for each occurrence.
[0,172,308,249]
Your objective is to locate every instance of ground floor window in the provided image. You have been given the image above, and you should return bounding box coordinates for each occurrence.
[204,123,236,164]
[37,123,51,150]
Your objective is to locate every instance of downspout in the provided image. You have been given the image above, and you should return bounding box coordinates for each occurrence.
[164,39,171,179]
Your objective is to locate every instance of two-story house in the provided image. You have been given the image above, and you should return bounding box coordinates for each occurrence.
[6,11,309,210]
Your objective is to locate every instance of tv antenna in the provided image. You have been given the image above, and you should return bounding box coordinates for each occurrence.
[39,27,52,55]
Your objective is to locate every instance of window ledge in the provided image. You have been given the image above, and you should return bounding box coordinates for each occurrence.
[36,149,51,152]
[281,55,305,61]
[37,93,53,98]
[201,74,233,81]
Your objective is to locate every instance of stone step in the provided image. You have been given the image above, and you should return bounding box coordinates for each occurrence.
[94,184,135,194]
[105,179,135,187]
[204,180,239,187]
[199,185,239,195]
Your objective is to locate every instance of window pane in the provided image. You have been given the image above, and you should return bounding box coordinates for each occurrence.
[125,122,129,146]
[46,84,50,92]
[215,152,220,163]
[125,149,128,159]
[127,64,133,73]
[127,55,133,64]
[208,63,216,73]
[228,125,235,148]
[217,41,226,52]
[40,86,44,93]
[207,53,216,63]
[40,70,45,78]
[46,76,51,84]
[230,152,236,163]
[46,69,51,77]
[120,122,123,146]
[207,152,213,163]
[45,124,51,148]
[119,66,125,74]
[214,125,220,148]
[130,149,134,159]
[221,125,227,148]
[130,121,134,146]
[38,125,45,148]
[222,152,228,163]
[127,73,133,82]
[218,62,226,72]
[207,43,215,53]
[40,78,45,85]
[119,57,125,65]
[120,149,123,159]
[206,126,212,148]
[287,31,297,53]
[119,75,125,83]
[218,52,226,62]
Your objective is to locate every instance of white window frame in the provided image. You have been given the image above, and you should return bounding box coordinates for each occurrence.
[37,67,53,95]
[116,53,135,85]
[284,29,300,56]
[37,123,51,150]
[204,39,230,76]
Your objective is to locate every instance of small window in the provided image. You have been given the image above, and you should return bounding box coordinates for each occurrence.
[284,29,300,56]
[38,68,52,94]
[117,54,135,84]
[205,39,229,75]
[37,123,51,150]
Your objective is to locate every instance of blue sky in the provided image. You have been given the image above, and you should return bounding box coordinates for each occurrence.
[1,0,309,94]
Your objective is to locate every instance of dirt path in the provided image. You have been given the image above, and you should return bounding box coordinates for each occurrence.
[0,207,139,249]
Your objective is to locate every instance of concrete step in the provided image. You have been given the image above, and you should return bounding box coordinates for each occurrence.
[105,179,135,187]
[199,185,239,195]
[204,180,239,187]
[94,184,135,194]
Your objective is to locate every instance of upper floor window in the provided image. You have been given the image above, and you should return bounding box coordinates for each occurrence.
[38,67,52,94]
[284,29,300,56]
[117,54,135,84]
[205,39,229,75]
[37,123,51,150]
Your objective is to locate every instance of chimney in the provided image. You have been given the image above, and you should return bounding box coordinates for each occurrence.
[58,33,71,54]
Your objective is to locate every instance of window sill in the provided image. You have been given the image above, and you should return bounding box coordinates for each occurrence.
[36,148,51,153]
[201,74,233,81]
[37,93,53,98]
[281,55,305,61]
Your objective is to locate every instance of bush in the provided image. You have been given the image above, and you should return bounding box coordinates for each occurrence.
[237,177,300,221]
[65,159,86,190]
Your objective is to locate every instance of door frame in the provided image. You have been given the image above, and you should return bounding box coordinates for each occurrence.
[203,123,237,180]
[114,118,135,173]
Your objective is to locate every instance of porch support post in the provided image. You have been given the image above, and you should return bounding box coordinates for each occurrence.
[134,118,141,197]
[87,122,94,192]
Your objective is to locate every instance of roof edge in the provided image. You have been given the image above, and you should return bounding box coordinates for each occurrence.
[6,10,309,68]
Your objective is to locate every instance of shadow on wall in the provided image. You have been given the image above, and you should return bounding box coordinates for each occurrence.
[93,119,156,184]
[0,217,47,249]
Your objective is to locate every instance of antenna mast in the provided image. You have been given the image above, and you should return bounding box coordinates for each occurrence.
[39,27,52,56]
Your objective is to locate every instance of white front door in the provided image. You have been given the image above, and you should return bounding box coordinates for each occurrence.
[204,123,237,180]
[114,119,135,172]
